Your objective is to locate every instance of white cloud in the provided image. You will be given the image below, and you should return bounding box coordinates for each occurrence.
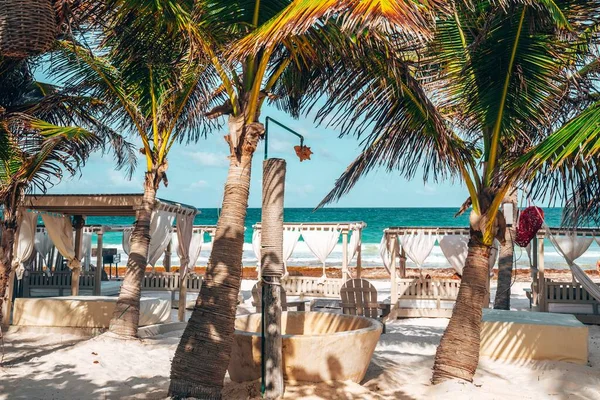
[185,151,229,167]
[108,170,138,189]
[287,183,315,197]
[416,184,437,196]
[186,180,209,191]
[270,138,294,152]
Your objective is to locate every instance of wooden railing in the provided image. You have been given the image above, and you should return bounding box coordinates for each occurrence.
[544,279,599,311]
[141,272,203,292]
[397,278,460,300]
[392,278,460,318]
[281,276,344,298]
[23,271,96,297]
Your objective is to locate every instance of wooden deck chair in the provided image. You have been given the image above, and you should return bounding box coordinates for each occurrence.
[251,282,306,312]
[340,278,389,331]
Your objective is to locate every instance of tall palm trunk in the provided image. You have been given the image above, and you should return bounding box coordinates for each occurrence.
[494,189,517,310]
[169,120,260,399]
[109,172,157,337]
[0,213,17,326]
[432,229,491,384]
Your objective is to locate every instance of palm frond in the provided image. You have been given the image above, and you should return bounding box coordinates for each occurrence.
[231,0,450,60]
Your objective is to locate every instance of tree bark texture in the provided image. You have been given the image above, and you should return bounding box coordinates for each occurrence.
[494,189,518,310]
[432,232,492,384]
[261,158,286,399]
[109,172,156,337]
[169,120,260,398]
[0,219,16,327]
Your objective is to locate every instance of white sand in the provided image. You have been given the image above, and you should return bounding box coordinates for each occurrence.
[2,281,599,400]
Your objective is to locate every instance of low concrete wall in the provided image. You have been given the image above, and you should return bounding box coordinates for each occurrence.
[228,311,382,384]
[13,296,171,328]
[480,309,588,364]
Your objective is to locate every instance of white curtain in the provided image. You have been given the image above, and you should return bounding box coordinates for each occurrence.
[548,230,600,302]
[187,231,203,272]
[252,228,300,276]
[553,234,593,262]
[379,235,393,274]
[122,228,132,255]
[252,229,261,271]
[399,230,437,268]
[349,229,361,262]
[174,214,202,276]
[34,231,52,268]
[302,228,340,278]
[14,210,37,280]
[439,235,469,275]
[175,214,193,275]
[41,214,80,270]
[283,227,301,274]
[121,211,176,266]
[147,211,176,266]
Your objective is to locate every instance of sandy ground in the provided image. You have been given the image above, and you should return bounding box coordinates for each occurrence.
[2,281,599,400]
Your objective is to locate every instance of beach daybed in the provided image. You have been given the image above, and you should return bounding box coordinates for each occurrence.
[529,229,600,324]
[395,278,460,318]
[380,227,497,318]
[22,271,121,297]
[3,194,199,327]
[12,296,171,329]
[541,279,600,324]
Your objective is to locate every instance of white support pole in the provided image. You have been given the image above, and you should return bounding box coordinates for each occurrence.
[342,229,349,280]
[389,233,398,307]
[94,231,103,296]
[356,228,362,279]
[538,235,546,311]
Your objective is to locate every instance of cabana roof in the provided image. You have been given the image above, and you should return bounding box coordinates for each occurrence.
[23,193,198,217]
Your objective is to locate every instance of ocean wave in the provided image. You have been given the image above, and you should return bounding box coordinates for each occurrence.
[96,241,599,271]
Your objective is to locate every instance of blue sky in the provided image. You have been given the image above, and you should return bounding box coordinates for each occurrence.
[46,103,470,209]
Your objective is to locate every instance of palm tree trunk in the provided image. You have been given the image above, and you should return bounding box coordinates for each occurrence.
[0,218,16,326]
[432,231,491,384]
[494,189,517,310]
[169,127,256,399]
[109,172,156,337]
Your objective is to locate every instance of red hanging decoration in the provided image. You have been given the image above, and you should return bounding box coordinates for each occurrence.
[515,206,545,247]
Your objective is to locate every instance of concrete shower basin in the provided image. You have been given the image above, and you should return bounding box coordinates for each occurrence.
[228,311,382,383]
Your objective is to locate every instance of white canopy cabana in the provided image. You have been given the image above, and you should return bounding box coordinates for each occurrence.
[530,228,600,312]
[252,222,367,280]
[3,194,199,326]
[381,227,499,276]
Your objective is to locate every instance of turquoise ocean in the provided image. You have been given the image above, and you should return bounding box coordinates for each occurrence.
[81,208,598,270]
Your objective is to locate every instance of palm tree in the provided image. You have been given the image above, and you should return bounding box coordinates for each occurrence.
[52,2,214,338]
[493,188,518,310]
[315,0,600,384]
[167,1,451,397]
[0,59,134,325]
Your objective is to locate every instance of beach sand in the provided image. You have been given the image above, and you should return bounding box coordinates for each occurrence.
[2,281,599,400]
